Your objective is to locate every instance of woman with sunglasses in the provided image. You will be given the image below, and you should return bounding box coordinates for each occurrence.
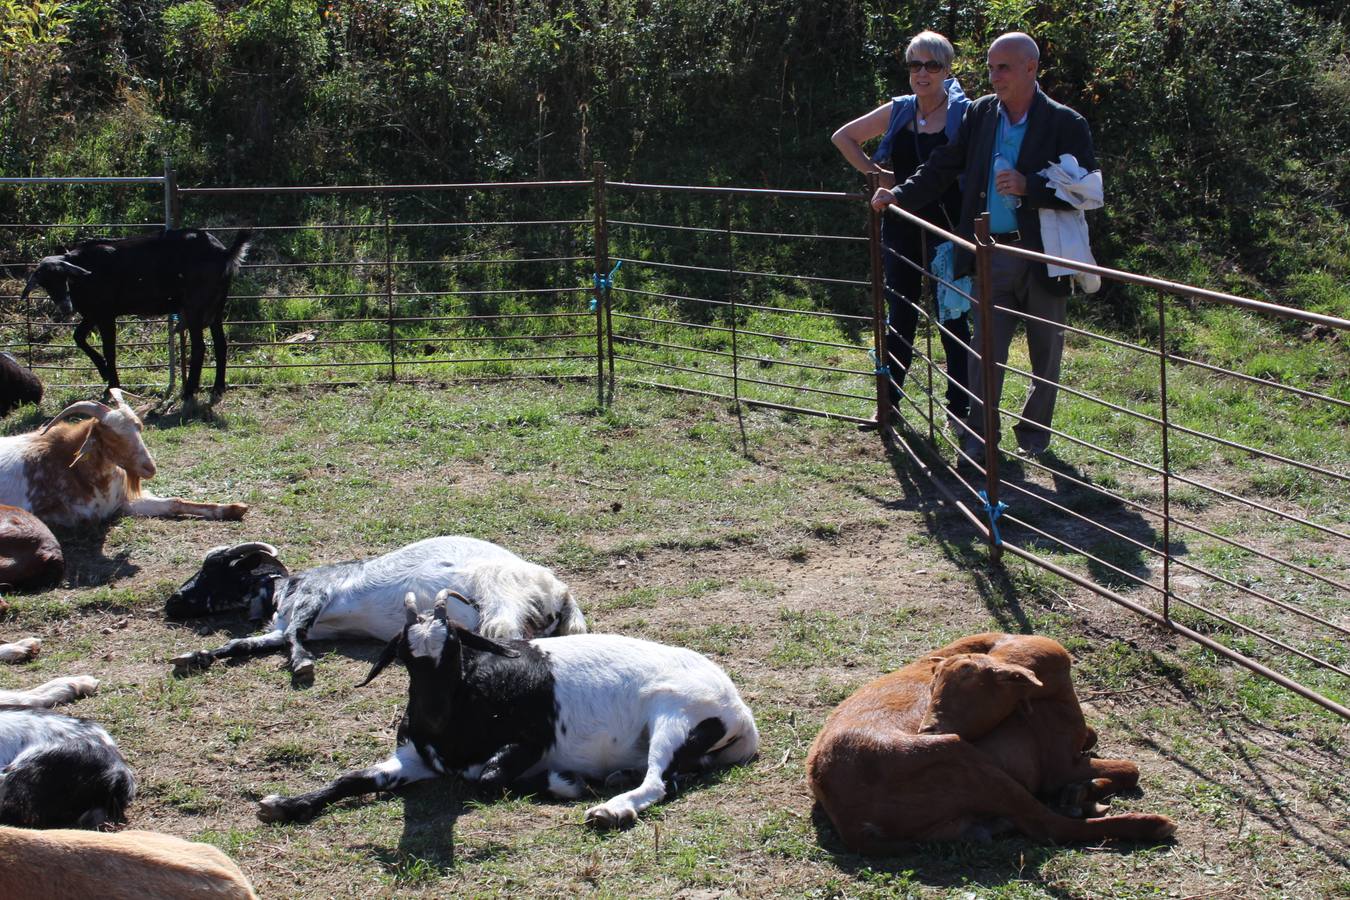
[833,30,971,430]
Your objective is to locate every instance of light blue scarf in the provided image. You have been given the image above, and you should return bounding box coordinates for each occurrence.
[931,242,971,321]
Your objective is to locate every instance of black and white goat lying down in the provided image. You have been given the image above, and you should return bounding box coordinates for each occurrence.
[257,596,759,828]
[167,536,588,683]
[0,676,136,829]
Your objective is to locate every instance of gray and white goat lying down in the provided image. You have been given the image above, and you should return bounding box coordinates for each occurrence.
[167,536,587,682]
[258,596,759,828]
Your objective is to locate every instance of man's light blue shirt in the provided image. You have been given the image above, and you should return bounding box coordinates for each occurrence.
[987,106,1029,233]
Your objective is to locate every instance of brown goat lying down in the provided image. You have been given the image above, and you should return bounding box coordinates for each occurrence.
[0,826,257,900]
[0,504,63,590]
[807,633,1176,851]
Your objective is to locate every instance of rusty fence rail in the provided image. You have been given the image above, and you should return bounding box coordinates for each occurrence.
[0,167,1344,719]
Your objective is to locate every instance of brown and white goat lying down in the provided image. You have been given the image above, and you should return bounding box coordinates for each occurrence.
[807,633,1176,851]
[0,390,246,529]
[0,826,258,900]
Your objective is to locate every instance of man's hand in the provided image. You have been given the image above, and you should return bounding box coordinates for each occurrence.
[995,167,1027,196]
[870,187,897,211]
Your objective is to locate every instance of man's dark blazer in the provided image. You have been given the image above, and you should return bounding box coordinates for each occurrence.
[892,86,1098,297]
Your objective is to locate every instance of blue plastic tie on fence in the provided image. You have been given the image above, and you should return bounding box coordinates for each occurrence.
[977,489,1009,546]
[589,297,598,311]
[867,349,890,377]
[593,259,623,291]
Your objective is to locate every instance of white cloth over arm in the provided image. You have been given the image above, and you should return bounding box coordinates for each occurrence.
[1036,153,1103,294]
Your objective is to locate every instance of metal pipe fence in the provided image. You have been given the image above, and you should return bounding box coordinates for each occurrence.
[0,167,1344,720]
[874,201,1348,720]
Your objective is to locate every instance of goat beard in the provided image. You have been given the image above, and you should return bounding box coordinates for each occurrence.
[123,471,143,499]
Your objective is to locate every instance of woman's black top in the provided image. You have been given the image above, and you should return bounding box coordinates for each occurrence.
[890,126,962,231]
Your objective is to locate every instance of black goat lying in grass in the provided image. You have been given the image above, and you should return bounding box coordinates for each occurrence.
[21,228,251,403]
[0,352,42,418]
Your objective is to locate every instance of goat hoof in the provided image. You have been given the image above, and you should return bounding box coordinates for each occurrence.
[223,503,249,521]
[257,795,296,823]
[584,803,637,830]
[5,637,41,662]
[291,661,315,686]
[67,675,100,698]
[171,651,212,675]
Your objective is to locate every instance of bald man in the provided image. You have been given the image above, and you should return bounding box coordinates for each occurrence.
[872,32,1099,461]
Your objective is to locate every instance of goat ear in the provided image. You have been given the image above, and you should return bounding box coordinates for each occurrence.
[56,260,91,277]
[70,429,98,468]
[20,270,41,303]
[357,636,401,687]
[995,662,1043,689]
[455,625,520,658]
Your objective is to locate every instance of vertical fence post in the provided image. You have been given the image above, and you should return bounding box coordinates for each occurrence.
[1158,293,1171,620]
[163,155,181,397]
[591,161,610,407]
[922,229,934,444]
[163,155,180,229]
[724,197,740,409]
[385,201,396,383]
[974,213,1002,560]
[866,174,888,432]
[24,281,33,372]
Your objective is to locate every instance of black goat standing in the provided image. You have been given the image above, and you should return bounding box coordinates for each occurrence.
[20,228,252,402]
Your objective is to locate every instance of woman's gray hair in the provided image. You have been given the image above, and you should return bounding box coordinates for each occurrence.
[904,31,954,69]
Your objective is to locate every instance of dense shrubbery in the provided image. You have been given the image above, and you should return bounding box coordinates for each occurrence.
[1,0,1347,319]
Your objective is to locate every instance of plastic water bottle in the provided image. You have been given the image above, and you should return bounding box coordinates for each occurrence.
[992,154,1021,210]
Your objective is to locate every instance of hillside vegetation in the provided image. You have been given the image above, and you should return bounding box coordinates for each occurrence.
[2,0,1349,323]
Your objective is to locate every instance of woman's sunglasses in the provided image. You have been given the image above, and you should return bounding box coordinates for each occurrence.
[906,60,945,74]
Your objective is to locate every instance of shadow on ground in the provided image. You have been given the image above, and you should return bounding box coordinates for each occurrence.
[52,519,141,588]
[808,803,1159,897]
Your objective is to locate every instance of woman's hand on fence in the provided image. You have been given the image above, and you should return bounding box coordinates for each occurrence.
[871,187,898,212]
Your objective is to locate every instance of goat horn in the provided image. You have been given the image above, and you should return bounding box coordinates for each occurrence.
[225,542,280,561]
[41,400,112,433]
[108,387,127,409]
[436,589,478,610]
[403,592,420,626]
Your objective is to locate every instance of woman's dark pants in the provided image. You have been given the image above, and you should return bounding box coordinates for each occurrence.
[880,217,971,420]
